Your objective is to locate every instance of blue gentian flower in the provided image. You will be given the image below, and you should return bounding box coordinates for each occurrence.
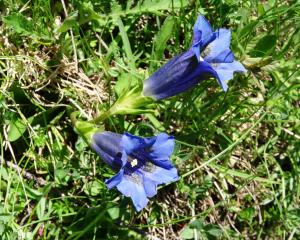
[92,131,179,211]
[143,15,246,100]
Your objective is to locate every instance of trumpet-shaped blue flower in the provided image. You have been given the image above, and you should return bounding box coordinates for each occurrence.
[143,15,246,100]
[91,131,179,211]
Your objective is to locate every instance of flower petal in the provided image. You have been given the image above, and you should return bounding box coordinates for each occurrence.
[193,15,214,48]
[192,16,216,61]
[143,51,194,100]
[213,61,247,91]
[91,142,121,169]
[116,175,149,211]
[204,29,234,63]
[143,51,216,100]
[143,177,157,198]
[155,59,216,99]
[105,169,124,189]
[209,49,235,63]
[121,132,155,155]
[93,131,122,156]
[92,131,123,169]
[144,166,179,185]
[148,133,175,169]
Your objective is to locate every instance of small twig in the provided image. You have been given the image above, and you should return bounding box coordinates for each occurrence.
[288,228,296,240]
[0,157,46,186]
[3,130,29,212]
[282,128,300,140]
[95,33,109,52]
[68,98,90,119]
[245,186,263,224]
[190,203,198,240]
[160,214,167,240]
[226,215,241,236]
[61,0,78,72]
[19,0,31,13]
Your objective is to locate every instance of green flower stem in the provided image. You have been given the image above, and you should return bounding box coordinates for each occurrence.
[90,109,113,124]
[90,86,156,124]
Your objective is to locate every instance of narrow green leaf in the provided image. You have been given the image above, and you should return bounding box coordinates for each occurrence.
[129,0,188,15]
[78,2,104,25]
[116,17,135,68]
[56,11,79,33]
[210,163,279,184]
[36,197,46,220]
[8,116,34,142]
[249,35,277,57]
[152,16,175,63]
[257,4,266,17]
[145,113,166,131]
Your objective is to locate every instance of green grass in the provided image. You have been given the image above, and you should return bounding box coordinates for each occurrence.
[0,0,299,239]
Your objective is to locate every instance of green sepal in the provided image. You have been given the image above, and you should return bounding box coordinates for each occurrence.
[111,86,156,114]
[92,86,156,123]
[71,112,104,144]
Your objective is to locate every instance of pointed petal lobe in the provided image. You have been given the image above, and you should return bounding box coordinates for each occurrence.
[204,29,233,63]
[116,176,149,211]
[121,132,155,155]
[105,170,124,189]
[213,61,247,91]
[148,133,175,169]
[144,166,179,185]
[193,15,214,48]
